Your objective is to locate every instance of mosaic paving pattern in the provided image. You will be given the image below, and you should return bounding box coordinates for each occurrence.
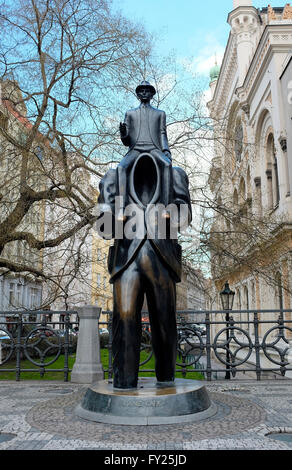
[0,381,291,450]
[26,390,266,442]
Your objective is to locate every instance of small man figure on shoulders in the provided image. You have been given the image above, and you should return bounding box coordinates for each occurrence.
[117,81,172,217]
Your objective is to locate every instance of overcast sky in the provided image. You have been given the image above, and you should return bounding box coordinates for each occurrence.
[115,0,283,77]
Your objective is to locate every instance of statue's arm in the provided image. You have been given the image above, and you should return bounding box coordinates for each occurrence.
[172,167,192,231]
[120,112,131,147]
[160,111,171,159]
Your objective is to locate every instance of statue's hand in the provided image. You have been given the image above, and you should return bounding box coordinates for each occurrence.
[164,150,172,161]
[120,122,127,138]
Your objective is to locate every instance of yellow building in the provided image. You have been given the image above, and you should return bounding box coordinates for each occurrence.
[91,233,113,324]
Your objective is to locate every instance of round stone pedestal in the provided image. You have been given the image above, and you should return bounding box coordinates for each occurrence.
[75,378,217,426]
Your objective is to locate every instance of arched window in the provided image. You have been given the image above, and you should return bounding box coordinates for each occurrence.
[266,134,280,209]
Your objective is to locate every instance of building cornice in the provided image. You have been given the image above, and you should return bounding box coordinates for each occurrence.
[227,5,259,25]
[207,32,237,116]
[236,24,292,108]
[209,22,292,119]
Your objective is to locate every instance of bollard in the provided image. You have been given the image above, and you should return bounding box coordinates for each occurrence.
[71,305,104,384]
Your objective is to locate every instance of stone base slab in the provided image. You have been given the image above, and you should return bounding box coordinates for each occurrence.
[75,378,217,426]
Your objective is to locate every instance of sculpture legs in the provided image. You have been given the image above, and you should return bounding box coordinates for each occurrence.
[145,277,177,383]
[112,240,177,390]
[112,262,145,389]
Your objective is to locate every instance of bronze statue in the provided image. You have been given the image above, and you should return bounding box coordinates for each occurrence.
[97,81,192,390]
[118,81,172,214]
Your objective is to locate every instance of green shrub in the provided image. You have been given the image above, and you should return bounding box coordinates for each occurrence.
[100,333,109,349]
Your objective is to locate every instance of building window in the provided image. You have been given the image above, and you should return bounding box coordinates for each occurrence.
[29,287,39,310]
[97,274,101,288]
[59,313,65,330]
[15,283,22,307]
[9,283,15,306]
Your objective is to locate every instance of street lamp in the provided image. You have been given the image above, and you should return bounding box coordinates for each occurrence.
[220,281,235,311]
[220,281,235,380]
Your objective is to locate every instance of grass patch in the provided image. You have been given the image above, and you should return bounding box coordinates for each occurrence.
[0,349,204,381]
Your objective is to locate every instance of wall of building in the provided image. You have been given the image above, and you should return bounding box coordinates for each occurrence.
[207,3,292,348]
[281,57,292,195]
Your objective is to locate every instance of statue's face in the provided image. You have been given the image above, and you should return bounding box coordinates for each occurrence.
[137,87,154,103]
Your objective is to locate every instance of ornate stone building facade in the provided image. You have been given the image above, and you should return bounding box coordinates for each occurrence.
[207,1,292,332]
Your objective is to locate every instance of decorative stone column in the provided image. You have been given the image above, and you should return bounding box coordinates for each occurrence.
[71,305,104,384]
[228,4,260,88]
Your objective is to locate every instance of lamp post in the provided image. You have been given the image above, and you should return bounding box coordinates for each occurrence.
[220,281,235,380]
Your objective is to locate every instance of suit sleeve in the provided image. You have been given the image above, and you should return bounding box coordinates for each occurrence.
[160,111,171,154]
[121,112,131,147]
[172,167,192,231]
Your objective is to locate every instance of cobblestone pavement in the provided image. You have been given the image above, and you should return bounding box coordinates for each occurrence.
[0,380,292,450]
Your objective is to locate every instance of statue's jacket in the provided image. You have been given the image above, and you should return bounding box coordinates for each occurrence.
[121,105,170,153]
[97,166,192,284]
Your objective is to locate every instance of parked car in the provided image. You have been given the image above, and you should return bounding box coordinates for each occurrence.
[191,324,207,336]
[99,328,109,335]
[55,329,78,338]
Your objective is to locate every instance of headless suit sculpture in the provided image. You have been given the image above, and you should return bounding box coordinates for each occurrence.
[97,81,192,390]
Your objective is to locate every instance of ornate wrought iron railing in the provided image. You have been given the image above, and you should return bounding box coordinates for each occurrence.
[0,311,78,381]
[102,309,292,381]
[1,309,292,381]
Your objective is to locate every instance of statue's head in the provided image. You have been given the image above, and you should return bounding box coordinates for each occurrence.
[136,81,156,103]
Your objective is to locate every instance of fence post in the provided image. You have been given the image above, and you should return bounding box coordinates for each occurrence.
[205,312,212,381]
[71,305,104,384]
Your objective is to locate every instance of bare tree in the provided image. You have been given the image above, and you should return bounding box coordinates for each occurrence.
[0,0,154,308]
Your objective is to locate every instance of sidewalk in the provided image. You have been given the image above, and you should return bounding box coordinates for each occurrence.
[0,379,292,451]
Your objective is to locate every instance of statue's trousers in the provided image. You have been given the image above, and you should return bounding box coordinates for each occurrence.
[112,239,177,389]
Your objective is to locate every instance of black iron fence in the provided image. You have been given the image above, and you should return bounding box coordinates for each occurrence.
[0,309,292,381]
[102,309,292,381]
[0,311,78,381]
